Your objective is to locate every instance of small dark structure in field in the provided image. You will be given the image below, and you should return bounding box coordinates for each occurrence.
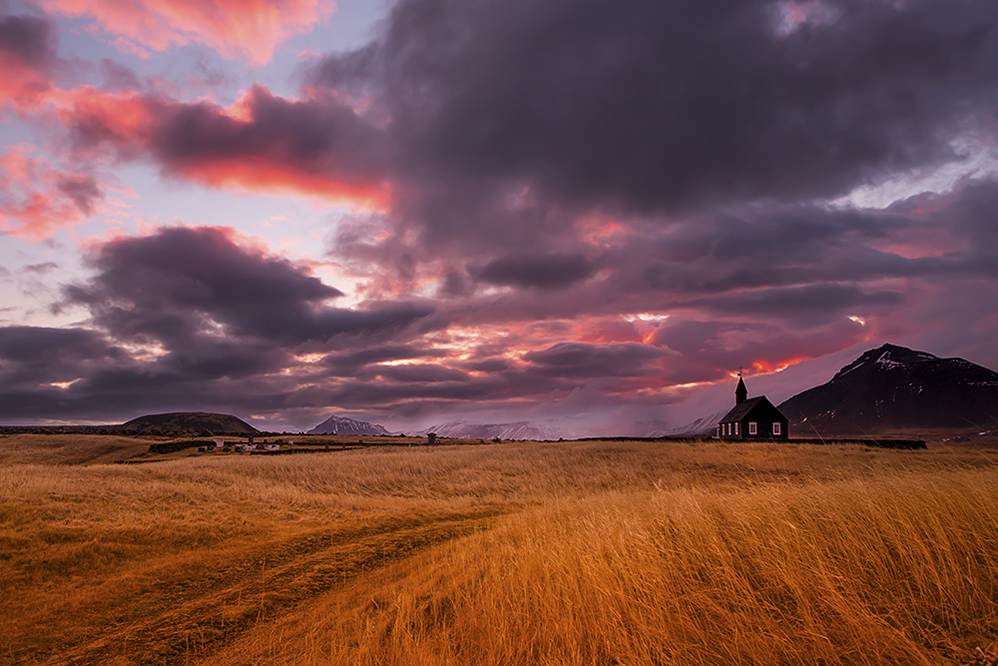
[427,433,437,446]
[148,439,214,454]
[718,373,789,440]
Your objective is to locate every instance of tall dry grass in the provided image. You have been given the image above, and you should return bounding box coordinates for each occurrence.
[2,438,997,664]
[219,468,998,666]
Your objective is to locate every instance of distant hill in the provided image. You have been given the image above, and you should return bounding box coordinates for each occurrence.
[416,421,558,440]
[307,415,390,436]
[778,344,998,434]
[630,413,726,438]
[656,410,728,437]
[119,412,258,435]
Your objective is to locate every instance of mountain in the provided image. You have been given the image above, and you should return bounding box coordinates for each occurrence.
[778,344,998,434]
[416,421,559,440]
[120,412,258,435]
[628,420,673,437]
[658,410,727,437]
[631,412,725,437]
[307,415,390,436]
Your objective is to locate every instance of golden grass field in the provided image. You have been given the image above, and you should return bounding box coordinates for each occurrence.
[2,433,998,665]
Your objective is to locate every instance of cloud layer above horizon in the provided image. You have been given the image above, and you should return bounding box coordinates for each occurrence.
[3,0,998,431]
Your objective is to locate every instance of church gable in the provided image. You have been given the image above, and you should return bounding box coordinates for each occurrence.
[717,376,789,439]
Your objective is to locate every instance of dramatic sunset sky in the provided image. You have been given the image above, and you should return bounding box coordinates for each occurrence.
[3,0,998,432]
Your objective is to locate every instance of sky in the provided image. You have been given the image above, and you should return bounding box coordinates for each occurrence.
[2,0,998,433]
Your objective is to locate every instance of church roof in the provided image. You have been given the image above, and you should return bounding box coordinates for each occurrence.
[719,395,788,424]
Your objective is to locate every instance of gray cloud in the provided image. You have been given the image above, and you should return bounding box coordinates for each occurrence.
[474,252,596,290]
[57,175,103,215]
[523,342,668,378]
[0,14,55,67]
[314,0,998,221]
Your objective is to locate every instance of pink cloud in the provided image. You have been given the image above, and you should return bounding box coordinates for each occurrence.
[0,53,56,112]
[62,86,392,208]
[0,145,103,239]
[43,0,335,64]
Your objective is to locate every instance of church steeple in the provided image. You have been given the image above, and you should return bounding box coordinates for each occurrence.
[735,370,747,405]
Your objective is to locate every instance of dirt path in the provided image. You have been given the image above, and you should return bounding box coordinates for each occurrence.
[18,508,502,665]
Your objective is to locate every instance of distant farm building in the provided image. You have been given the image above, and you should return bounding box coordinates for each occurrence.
[717,374,789,440]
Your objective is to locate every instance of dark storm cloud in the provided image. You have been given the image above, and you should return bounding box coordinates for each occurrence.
[0,326,126,385]
[523,342,667,378]
[0,14,55,67]
[313,0,998,216]
[914,179,998,269]
[463,358,510,373]
[474,252,596,290]
[69,227,342,332]
[62,226,435,369]
[606,199,970,303]
[148,86,389,183]
[326,344,444,373]
[2,227,441,423]
[155,339,291,379]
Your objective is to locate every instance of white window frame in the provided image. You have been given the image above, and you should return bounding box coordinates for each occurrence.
[749,422,757,435]
[772,422,781,436]
[734,422,739,436]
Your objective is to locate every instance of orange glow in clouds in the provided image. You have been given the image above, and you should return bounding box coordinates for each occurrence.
[177,159,391,210]
[42,0,334,64]
[576,211,629,247]
[751,357,805,374]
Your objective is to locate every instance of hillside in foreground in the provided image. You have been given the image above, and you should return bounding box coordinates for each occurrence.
[119,412,258,435]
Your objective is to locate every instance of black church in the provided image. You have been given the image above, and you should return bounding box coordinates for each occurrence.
[717,374,789,440]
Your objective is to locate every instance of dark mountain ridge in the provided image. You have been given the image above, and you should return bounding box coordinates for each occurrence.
[779,344,998,434]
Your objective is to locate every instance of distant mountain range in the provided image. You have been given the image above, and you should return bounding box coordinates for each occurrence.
[778,343,998,434]
[304,415,560,440]
[120,412,258,435]
[108,344,998,441]
[414,420,560,440]
[656,410,729,437]
[307,415,390,436]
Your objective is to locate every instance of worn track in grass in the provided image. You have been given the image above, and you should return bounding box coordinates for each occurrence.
[14,509,502,666]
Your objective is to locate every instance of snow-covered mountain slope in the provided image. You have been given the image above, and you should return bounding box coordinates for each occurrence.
[779,343,998,434]
[415,421,560,440]
[307,415,390,436]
